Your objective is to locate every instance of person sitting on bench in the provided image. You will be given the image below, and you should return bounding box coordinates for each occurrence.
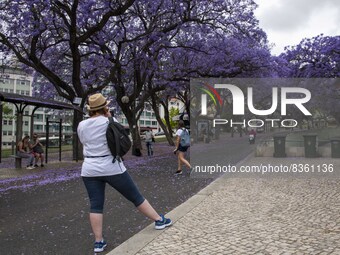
[17,135,35,169]
[31,133,45,167]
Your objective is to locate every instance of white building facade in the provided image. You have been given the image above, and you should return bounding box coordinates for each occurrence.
[0,67,33,147]
[117,102,160,133]
[0,67,73,148]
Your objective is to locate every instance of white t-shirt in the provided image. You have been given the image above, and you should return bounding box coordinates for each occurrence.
[77,115,126,177]
[145,130,153,142]
[176,128,184,137]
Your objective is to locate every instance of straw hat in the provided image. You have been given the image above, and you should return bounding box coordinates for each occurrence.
[86,93,110,111]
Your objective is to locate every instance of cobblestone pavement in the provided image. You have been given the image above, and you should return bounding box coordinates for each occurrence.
[112,157,340,255]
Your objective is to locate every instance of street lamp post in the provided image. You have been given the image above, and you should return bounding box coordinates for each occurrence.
[72,97,82,162]
[121,95,141,156]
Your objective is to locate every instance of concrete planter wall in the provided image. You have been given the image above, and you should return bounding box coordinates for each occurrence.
[256,143,332,157]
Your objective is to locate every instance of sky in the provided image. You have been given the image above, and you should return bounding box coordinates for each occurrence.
[254,0,340,55]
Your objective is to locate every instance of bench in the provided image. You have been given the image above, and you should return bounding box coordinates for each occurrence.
[9,155,22,168]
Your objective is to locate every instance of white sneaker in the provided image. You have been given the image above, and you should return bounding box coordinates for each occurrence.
[26,166,34,169]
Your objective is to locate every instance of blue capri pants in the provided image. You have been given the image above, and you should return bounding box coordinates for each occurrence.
[82,171,145,213]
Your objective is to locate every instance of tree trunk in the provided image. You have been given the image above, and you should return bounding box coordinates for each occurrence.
[160,100,174,137]
[129,118,142,156]
[150,95,175,146]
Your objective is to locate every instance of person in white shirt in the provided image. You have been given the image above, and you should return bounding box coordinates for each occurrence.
[144,126,154,156]
[77,93,172,253]
[174,120,191,175]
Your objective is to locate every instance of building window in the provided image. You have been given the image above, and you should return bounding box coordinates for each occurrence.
[19,80,29,86]
[26,91,29,95]
[0,79,10,84]
[3,131,7,135]
[10,89,13,93]
[20,90,25,95]
[4,88,8,92]
[35,114,43,120]
[24,111,29,115]
[8,131,12,136]
[24,121,29,126]
[145,120,151,125]
[139,120,144,125]
[152,121,157,126]
[8,120,13,125]
[3,120,7,125]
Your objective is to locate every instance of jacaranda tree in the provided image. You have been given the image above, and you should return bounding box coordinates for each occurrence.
[0,0,136,158]
[138,0,273,143]
[282,34,340,78]
[281,35,340,124]
[89,0,272,151]
[0,0,275,154]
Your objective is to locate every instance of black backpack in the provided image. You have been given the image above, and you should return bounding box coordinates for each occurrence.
[106,117,132,162]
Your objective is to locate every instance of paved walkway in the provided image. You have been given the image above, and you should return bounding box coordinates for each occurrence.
[108,155,340,255]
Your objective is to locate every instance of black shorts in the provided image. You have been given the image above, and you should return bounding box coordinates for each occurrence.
[178,145,189,152]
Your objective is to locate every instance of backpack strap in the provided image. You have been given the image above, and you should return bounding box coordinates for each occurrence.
[108,117,122,162]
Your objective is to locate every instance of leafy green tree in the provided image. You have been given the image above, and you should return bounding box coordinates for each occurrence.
[162,107,179,131]
[1,103,15,120]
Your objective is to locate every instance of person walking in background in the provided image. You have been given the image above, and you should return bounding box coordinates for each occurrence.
[77,93,172,253]
[174,120,191,175]
[17,135,35,169]
[31,133,45,167]
[249,128,257,137]
[145,126,154,156]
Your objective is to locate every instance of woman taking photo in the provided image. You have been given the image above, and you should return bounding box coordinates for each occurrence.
[77,93,171,253]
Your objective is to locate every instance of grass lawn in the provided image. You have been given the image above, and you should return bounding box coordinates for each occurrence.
[1,145,73,158]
